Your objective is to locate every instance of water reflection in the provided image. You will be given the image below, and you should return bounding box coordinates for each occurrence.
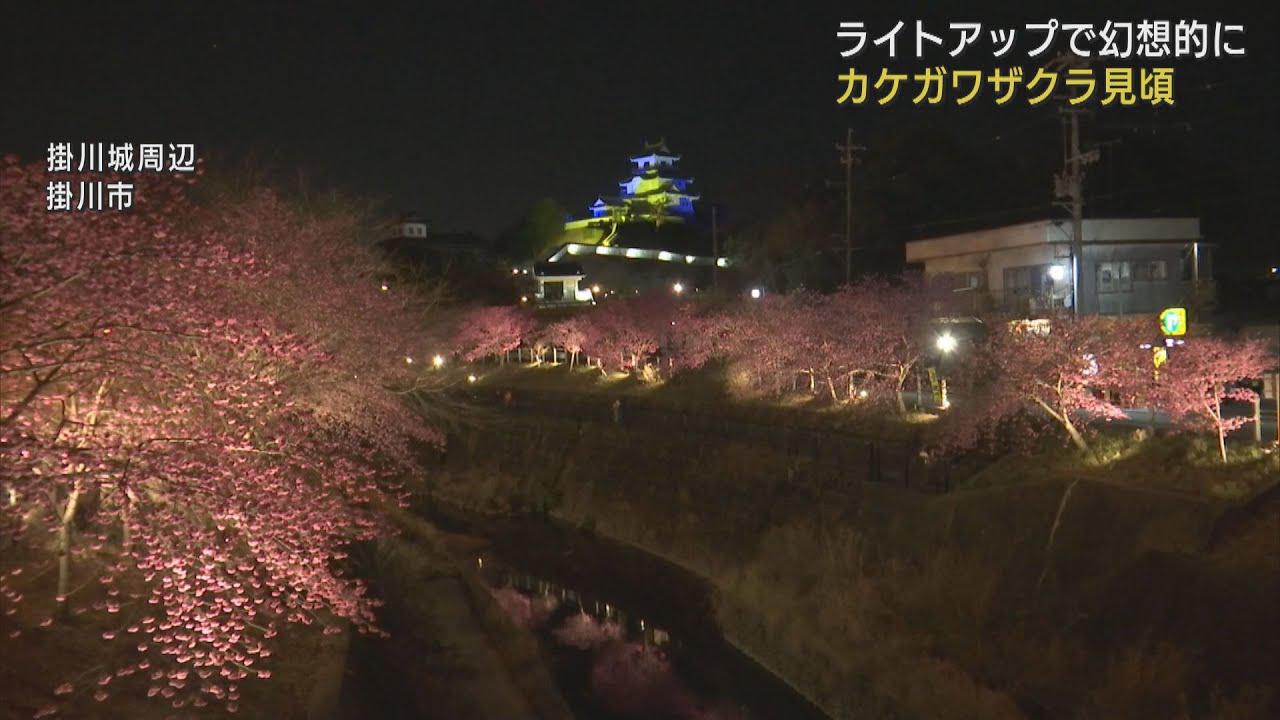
[480,558,746,720]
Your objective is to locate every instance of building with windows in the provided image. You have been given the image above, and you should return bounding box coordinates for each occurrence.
[904,218,1210,316]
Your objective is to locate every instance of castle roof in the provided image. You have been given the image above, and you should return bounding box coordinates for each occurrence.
[629,138,680,161]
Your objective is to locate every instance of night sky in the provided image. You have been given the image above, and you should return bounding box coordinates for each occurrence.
[4,1,1278,263]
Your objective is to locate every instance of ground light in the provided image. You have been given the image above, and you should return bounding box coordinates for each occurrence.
[432,354,445,369]
[467,373,478,383]
[404,356,414,365]
[750,287,762,299]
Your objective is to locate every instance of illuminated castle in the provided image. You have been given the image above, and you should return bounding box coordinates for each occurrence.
[533,139,727,306]
[563,139,700,243]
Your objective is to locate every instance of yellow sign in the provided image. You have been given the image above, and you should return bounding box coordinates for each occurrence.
[1159,307,1186,336]
[927,367,943,405]
[1153,346,1168,368]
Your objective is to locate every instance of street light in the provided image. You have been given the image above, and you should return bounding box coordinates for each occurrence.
[936,332,958,354]
[935,332,957,410]
[672,282,684,294]
[591,284,601,294]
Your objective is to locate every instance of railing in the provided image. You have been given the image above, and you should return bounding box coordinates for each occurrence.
[464,387,956,494]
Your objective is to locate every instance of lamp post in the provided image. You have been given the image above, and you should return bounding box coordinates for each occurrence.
[936,331,957,409]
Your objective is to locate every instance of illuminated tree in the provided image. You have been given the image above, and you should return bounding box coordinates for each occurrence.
[452,305,539,363]
[1149,336,1272,462]
[947,315,1146,452]
[581,294,678,375]
[719,291,822,396]
[545,317,588,369]
[835,278,941,412]
[1,157,441,714]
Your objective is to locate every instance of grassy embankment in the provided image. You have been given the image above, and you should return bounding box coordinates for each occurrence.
[460,360,1279,499]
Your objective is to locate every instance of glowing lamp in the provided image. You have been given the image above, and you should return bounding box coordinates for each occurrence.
[672,282,684,294]
[467,373,478,383]
[936,332,958,353]
[750,288,762,299]
[432,354,445,368]
[1047,265,1066,282]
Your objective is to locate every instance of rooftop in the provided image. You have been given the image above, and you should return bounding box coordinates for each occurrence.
[905,217,1202,262]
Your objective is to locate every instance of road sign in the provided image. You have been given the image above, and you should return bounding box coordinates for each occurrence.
[1152,346,1168,368]
[1159,307,1186,337]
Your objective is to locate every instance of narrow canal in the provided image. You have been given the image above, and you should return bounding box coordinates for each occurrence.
[344,500,830,720]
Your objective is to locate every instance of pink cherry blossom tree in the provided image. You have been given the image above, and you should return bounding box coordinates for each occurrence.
[580,294,677,376]
[946,314,1146,452]
[1,156,442,714]
[1148,336,1272,462]
[718,291,822,396]
[545,317,588,369]
[451,305,539,363]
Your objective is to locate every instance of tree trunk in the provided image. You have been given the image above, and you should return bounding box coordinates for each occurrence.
[120,496,131,553]
[1061,414,1089,452]
[56,481,82,618]
[1034,396,1090,452]
[895,367,909,414]
[1214,398,1228,463]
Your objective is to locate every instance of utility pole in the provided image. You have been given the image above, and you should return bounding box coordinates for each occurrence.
[1053,107,1099,315]
[835,128,865,285]
[1048,53,1097,315]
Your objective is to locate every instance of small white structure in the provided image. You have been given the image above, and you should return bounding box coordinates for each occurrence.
[532,261,592,305]
[394,218,428,239]
[905,218,1208,316]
